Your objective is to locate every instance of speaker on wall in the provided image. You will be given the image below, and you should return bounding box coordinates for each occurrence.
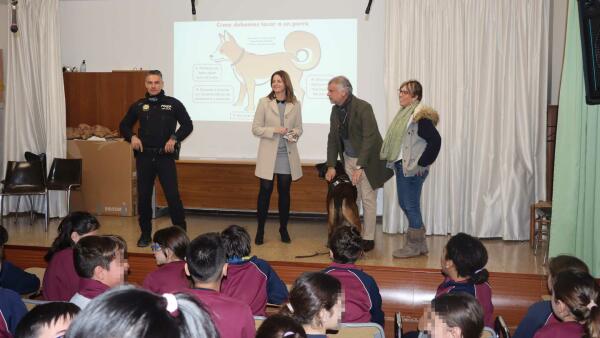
[578,0,600,104]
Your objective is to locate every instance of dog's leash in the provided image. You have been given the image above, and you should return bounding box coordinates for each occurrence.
[295,251,329,259]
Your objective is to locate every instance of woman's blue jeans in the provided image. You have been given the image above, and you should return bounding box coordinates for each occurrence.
[394,161,428,229]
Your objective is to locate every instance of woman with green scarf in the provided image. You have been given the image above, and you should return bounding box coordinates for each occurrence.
[380,80,441,258]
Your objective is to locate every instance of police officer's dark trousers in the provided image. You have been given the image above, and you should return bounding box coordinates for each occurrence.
[136,151,186,236]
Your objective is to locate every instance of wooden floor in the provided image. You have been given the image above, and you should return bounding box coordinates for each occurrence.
[3,212,546,274]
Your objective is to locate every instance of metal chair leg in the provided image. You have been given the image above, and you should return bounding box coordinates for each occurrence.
[28,195,34,225]
[0,195,4,226]
[14,196,21,224]
[67,189,72,214]
[45,192,49,232]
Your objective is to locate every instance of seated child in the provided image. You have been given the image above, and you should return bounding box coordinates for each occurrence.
[66,285,220,338]
[513,255,589,338]
[437,233,494,327]
[220,224,288,315]
[69,235,128,309]
[281,272,343,338]
[183,232,255,338]
[14,301,80,338]
[533,270,600,338]
[43,211,100,301]
[143,226,190,293]
[0,224,40,295]
[0,286,27,336]
[420,293,484,338]
[323,226,383,326]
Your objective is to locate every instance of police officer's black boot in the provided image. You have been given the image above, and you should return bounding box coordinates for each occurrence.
[279,225,291,243]
[255,224,265,245]
[137,232,151,247]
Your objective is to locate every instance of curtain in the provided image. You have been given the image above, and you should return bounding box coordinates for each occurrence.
[382,0,549,239]
[549,0,600,277]
[1,0,67,218]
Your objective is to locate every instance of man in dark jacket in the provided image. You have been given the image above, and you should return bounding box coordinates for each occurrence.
[120,70,193,247]
[325,76,393,252]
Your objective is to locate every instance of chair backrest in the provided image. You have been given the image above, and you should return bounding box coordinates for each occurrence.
[330,322,385,338]
[21,298,52,311]
[24,151,47,174]
[47,158,82,186]
[2,161,46,193]
[495,316,511,338]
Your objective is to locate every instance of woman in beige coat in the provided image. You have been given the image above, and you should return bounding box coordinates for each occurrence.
[252,70,303,245]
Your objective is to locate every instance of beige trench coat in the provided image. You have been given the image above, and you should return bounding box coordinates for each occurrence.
[252,97,303,180]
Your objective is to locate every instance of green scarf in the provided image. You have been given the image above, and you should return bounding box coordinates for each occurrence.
[380,101,420,161]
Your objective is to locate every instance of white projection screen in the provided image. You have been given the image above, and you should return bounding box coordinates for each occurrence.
[174,19,357,124]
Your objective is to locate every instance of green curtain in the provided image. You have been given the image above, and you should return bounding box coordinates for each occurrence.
[549,0,600,277]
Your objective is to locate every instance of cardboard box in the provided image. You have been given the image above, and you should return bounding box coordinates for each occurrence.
[67,139,136,216]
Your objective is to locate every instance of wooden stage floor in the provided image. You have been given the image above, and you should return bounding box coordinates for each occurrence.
[3,213,546,275]
[3,213,548,336]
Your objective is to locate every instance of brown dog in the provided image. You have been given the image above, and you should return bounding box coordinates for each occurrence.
[315,162,362,239]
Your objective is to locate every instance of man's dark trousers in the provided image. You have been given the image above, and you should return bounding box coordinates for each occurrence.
[136,151,186,236]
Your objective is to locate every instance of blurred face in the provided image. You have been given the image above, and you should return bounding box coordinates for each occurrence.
[551,294,573,322]
[102,251,129,287]
[36,315,74,338]
[424,308,462,338]
[145,74,164,96]
[320,296,343,331]
[327,83,348,106]
[271,74,286,96]
[399,85,417,107]
[152,243,169,265]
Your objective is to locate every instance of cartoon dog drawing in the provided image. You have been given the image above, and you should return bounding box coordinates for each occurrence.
[210,31,321,112]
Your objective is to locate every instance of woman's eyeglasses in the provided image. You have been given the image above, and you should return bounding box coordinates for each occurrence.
[150,243,162,252]
[398,89,410,95]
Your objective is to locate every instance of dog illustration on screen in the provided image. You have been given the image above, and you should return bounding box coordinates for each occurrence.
[210,30,321,112]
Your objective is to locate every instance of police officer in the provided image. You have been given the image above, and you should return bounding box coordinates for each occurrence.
[120,70,193,247]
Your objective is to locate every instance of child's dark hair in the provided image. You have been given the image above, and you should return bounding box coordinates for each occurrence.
[15,302,80,338]
[548,255,589,278]
[552,270,600,338]
[153,226,189,261]
[281,272,342,327]
[186,232,226,283]
[431,293,484,338]
[65,285,219,338]
[45,212,100,262]
[256,314,307,338]
[445,233,489,284]
[221,224,252,259]
[73,235,127,278]
[328,226,362,264]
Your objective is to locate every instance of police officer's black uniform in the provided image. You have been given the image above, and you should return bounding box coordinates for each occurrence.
[120,89,193,245]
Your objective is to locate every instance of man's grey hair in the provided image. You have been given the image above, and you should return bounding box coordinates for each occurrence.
[328,76,353,95]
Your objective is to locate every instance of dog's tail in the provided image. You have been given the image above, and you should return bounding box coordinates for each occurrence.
[285,31,321,71]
